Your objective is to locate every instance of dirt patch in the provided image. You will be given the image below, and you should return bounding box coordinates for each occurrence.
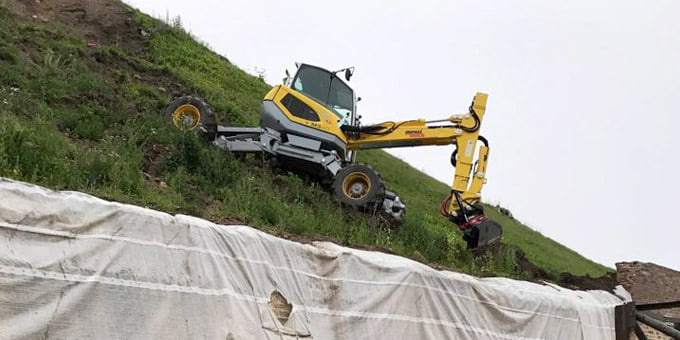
[272,231,338,245]
[89,46,185,97]
[557,272,617,291]
[514,247,552,280]
[522,253,616,290]
[349,243,397,255]
[141,142,171,178]
[6,0,145,52]
[268,230,392,255]
[514,246,617,291]
[198,199,245,225]
[213,216,246,225]
[6,0,185,100]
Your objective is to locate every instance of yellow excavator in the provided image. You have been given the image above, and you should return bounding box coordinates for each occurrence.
[165,63,501,248]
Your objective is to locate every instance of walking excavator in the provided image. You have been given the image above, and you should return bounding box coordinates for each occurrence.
[165,63,502,249]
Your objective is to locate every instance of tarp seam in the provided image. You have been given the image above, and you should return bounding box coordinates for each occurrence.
[0,221,615,330]
[0,264,553,339]
[303,307,549,340]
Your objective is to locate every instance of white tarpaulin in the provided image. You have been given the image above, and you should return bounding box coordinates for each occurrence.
[0,178,624,339]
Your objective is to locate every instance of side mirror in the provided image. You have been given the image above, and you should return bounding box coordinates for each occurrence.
[357,97,362,102]
[283,69,291,85]
[345,68,352,81]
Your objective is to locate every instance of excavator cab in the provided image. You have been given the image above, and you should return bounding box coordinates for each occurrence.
[259,64,360,163]
[290,64,357,128]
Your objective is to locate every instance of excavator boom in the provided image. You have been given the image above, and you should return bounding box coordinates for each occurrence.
[345,93,489,207]
[346,93,501,248]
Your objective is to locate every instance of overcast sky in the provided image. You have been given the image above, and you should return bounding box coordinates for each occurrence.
[125,0,680,270]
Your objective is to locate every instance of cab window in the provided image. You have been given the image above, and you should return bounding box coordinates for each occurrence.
[280,94,320,122]
[292,65,354,124]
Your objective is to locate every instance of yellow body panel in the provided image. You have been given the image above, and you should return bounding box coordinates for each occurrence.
[268,85,348,144]
[263,86,279,101]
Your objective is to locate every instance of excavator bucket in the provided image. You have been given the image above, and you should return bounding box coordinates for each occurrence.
[463,218,503,249]
[441,194,503,249]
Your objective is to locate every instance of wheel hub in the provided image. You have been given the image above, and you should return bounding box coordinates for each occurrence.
[350,182,365,196]
[342,172,371,200]
[172,104,201,130]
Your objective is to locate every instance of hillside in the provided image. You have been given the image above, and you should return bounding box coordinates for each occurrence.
[0,0,610,279]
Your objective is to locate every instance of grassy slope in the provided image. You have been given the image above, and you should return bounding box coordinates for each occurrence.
[360,151,610,275]
[0,3,610,277]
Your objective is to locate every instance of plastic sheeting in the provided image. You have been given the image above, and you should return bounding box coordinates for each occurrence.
[0,178,624,339]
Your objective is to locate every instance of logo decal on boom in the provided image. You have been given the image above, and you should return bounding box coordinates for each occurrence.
[405,129,424,138]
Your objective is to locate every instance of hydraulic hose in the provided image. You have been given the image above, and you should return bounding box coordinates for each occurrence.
[477,135,489,147]
[439,194,453,217]
[358,120,418,136]
[450,135,488,167]
[457,106,480,133]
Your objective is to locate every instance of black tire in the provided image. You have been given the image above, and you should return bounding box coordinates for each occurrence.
[332,163,385,209]
[165,96,217,141]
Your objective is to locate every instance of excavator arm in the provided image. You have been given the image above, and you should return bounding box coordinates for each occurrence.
[450,93,488,207]
[346,93,501,248]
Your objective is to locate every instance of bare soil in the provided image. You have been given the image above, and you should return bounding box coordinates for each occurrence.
[6,0,143,51]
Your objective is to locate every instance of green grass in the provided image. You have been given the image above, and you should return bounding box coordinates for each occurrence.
[358,150,611,276]
[0,3,610,278]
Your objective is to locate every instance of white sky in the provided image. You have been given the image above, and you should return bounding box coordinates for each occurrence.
[125,0,680,271]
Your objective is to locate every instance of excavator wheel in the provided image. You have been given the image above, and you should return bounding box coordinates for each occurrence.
[165,96,217,141]
[332,164,385,210]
